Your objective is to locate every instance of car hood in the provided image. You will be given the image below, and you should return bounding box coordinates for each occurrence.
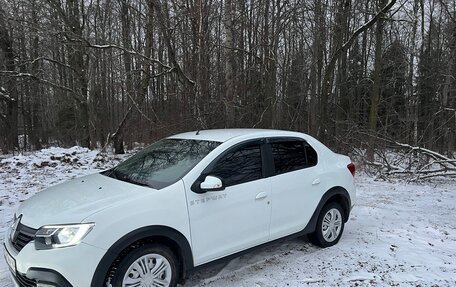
[17,173,152,228]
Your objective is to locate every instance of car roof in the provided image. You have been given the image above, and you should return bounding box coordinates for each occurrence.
[168,129,306,143]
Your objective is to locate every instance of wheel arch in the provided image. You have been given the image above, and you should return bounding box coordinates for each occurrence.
[90,225,193,287]
[302,186,352,234]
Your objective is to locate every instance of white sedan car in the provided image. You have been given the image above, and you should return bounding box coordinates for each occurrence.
[3,129,356,287]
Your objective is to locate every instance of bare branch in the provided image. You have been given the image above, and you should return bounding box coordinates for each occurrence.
[149,0,195,87]
[219,44,268,61]
[18,57,76,72]
[0,88,14,102]
[86,43,173,70]
[0,71,85,104]
[327,0,398,73]
[125,92,162,125]
[438,0,456,23]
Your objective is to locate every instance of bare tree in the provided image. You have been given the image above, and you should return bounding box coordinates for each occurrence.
[0,5,19,151]
[0,0,454,160]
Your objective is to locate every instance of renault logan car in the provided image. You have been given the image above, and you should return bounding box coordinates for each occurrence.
[3,129,356,287]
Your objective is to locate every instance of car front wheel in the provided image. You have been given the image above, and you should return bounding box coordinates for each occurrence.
[109,243,178,287]
[309,202,345,248]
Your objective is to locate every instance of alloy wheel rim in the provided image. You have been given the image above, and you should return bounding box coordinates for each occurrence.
[122,254,172,287]
[321,208,342,243]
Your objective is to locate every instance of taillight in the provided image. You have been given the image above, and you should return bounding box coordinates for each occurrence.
[347,163,355,177]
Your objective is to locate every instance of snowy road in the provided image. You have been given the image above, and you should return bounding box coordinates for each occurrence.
[0,147,455,286]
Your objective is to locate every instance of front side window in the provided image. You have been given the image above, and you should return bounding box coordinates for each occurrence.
[105,139,220,189]
[210,144,263,187]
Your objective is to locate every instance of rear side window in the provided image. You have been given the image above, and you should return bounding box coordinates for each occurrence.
[271,140,318,175]
[305,142,318,166]
[271,141,307,174]
[210,144,263,187]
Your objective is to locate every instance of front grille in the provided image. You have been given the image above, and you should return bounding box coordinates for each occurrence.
[14,272,36,287]
[12,223,37,252]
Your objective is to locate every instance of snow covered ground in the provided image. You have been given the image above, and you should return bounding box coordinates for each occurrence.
[0,147,455,286]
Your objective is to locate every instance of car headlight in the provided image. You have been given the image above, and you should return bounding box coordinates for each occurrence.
[8,214,19,242]
[35,223,95,250]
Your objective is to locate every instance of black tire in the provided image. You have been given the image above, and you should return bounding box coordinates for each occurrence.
[109,243,179,287]
[309,202,345,248]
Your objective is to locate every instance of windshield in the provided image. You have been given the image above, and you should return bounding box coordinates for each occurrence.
[104,139,220,189]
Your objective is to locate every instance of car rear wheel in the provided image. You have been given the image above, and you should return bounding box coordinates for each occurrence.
[109,243,178,287]
[309,202,345,248]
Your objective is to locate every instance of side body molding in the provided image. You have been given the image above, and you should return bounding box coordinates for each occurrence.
[90,225,193,286]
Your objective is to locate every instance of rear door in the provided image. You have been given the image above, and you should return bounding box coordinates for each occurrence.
[267,138,322,240]
[186,141,272,265]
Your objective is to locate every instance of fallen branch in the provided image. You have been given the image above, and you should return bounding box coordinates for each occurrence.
[414,172,456,181]
[393,141,456,168]
[355,137,456,181]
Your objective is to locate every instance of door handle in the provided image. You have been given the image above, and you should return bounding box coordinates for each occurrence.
[312,178,321,185]
[255,192,268,200]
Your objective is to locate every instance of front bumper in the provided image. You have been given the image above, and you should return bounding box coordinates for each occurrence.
[4,236,106,286]
[8,267,72,287]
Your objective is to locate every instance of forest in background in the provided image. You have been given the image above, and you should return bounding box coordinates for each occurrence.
[0,0,455,155]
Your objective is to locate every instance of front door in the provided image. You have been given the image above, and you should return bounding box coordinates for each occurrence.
[186,142,271,265]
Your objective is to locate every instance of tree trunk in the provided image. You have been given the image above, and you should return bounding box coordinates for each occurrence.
[113,0,134,154]
[30,0,42,149]
[368,0,388,159]
[0,8,19,151]
[407,0,419,146]
[309,0,324,136]
[113,0,155,153]
[334,0,351,142]
[223,0,236,126]
[56,0,91,148]
[443,19,455,153]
